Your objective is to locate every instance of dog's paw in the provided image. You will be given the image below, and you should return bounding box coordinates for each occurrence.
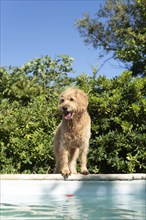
[80,169,89,175]
[61,168,71,179]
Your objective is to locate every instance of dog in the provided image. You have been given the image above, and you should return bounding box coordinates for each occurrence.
[54,87,91,178]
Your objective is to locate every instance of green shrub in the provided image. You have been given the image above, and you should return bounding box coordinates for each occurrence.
[0,55,74,173]
[0,56,145,173]
[87,72,146,173]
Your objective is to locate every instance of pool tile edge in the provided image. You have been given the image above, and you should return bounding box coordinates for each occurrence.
[0,173,146,181]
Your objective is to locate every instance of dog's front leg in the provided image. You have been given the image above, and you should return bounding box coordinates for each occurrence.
[69,148,79,174]
[61,147,71,178]
[80,146,89,175]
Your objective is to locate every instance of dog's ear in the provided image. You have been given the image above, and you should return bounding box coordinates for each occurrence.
[76,90,88,112]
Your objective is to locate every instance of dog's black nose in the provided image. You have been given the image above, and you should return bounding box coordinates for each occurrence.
[62,107,67,112]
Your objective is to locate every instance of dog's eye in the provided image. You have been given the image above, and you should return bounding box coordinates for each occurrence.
[60,99,64,103]
[70,97,75,101]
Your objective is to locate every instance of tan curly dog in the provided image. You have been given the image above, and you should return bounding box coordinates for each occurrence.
[54,88,91,178]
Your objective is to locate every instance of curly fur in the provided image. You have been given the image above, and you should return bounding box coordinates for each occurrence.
[54,88,91,177]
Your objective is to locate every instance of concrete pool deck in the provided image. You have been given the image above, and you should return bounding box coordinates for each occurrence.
[1,173,146,181]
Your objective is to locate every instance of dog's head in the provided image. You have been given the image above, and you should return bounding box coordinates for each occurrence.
[59,88,88,121]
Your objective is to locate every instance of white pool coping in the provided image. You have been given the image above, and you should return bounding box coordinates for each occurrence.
[1,173,146,181]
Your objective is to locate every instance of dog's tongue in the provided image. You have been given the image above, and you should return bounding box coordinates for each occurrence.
[64,112,72,120]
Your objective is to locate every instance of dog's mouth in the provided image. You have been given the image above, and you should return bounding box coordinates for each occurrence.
[62,108,72,121]
[64,111,72,120]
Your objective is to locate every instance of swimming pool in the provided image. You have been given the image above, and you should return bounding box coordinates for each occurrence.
[1,174,146,219]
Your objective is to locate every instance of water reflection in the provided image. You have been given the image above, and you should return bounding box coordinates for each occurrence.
[1,193,145,220]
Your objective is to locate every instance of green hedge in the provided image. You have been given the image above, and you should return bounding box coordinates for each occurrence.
[87,73,146,173]
[0,56,146,173]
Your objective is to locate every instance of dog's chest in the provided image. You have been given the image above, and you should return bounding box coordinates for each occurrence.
[62,126,85,148]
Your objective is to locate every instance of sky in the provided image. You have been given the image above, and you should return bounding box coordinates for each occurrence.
[1,0,126,78]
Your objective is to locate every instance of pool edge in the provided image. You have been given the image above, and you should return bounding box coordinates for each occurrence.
[1,173,146,181]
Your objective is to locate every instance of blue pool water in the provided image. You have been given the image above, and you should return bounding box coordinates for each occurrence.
[1,194,146,220]
[1,179,146,219]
